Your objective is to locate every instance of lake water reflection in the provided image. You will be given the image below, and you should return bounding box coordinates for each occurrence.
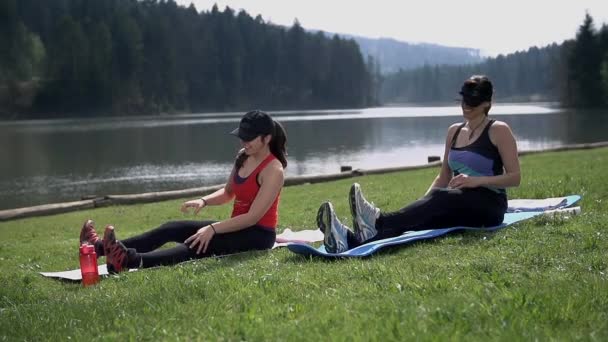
[0,104,606,210]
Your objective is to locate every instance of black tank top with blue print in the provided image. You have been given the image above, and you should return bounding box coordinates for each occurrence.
[448,119,506,195]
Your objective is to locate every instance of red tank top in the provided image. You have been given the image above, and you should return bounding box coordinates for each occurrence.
[230,154,280,229]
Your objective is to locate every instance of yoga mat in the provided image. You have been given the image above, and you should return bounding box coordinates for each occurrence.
[507,196,570,212]
[40,228,324,281]
[287,195,581,259]
[40,265,137,281]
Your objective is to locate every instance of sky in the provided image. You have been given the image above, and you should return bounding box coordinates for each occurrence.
[175,0,608,57]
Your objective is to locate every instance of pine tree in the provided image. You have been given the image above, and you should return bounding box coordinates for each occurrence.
[565,13,604,107]
[598,25,608,104]
[87,22,113,110]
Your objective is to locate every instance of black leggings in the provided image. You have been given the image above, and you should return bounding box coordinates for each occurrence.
[119,220,276,268]
[348,187,507,247]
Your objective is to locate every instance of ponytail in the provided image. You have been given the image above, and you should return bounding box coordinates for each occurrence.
[270,120,288,168]
[234,149,248,169]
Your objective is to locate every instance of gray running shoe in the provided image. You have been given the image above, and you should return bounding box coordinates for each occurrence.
[349,183,380,243]
[317,202,350,254]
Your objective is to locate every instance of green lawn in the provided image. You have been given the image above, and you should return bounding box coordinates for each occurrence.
[1,148,607,341]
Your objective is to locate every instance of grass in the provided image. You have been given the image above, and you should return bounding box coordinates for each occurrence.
[1,148,607,341]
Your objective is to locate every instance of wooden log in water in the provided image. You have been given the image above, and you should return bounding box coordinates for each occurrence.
[518,141,608,156]
[104,184,225,205]
[0,200,95,221]
[356,161,442,175]
[283,170,358,186]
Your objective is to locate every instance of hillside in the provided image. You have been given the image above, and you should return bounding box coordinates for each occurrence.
[351,35,484,73]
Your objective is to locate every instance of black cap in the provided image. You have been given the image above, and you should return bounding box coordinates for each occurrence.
[230,110,274,141]
[459,76,493,107]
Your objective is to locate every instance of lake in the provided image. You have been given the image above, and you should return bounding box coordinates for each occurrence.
[1,103,606,210]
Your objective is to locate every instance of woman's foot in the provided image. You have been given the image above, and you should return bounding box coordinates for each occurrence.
[349,183,380,243]
[317,202,350,254]
[80,219,104,256]
[80,219,99,246]
[103,225,129,274]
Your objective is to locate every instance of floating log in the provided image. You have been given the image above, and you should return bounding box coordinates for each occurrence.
[104,185,225,206]
[518,141,608,156]
[0,200,95,221]
[356,161,442,175]
[283,171,356,186]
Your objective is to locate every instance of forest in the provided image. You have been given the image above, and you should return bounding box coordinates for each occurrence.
[0,0,378,118]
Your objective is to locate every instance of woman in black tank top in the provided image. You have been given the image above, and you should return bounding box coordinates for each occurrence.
[318,76,522,254]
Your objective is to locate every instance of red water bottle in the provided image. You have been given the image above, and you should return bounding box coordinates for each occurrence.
[79,244,100,287]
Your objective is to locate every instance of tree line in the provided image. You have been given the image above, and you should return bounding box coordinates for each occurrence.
[381,13,608,108]
[0,0,377,119]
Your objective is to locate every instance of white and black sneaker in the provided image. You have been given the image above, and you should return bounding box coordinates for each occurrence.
[349,183,380,243]
[317,202,350,254]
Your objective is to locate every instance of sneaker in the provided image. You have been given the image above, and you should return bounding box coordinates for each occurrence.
[349,183,380,243]
[79,219,99,246]
[103,225,128,274]
[80,219,104,256]
[317,202,350,254]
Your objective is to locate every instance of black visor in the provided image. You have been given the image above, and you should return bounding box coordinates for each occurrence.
[229,110,273,141]
[230,127,259,142]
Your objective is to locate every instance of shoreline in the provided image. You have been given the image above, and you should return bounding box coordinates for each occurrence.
[1,141,607,221]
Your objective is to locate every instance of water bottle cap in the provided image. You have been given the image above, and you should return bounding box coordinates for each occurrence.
[79,244,95,254]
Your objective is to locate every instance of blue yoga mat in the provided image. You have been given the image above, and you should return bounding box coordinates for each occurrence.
[287,195,581,258]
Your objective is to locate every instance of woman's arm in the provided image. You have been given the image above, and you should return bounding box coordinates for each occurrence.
[425,124,459,194]
[185,160,284,253]
[449,121,521,189]
[181,159,241,214]
[203,167,238,206]
[485,121,520,188]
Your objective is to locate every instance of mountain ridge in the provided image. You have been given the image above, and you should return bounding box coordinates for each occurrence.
[315,31,486,73]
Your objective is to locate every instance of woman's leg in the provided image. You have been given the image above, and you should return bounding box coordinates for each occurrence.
[375,188,505,239]
[135,226,276,268]
[121,220,216,253]
[350,186,506,247]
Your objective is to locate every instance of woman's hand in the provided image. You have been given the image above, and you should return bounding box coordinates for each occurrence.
[184,225,215,254]
[448,174,482,189]
[180,199,206,215]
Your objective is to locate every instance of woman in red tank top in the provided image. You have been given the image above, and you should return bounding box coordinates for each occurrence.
[79,111,287,273]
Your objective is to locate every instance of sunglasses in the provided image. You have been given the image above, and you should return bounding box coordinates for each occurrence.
[460,95,485,107]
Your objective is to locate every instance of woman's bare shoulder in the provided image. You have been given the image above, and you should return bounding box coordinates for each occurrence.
[490,120,510,128]
[489,120,514,134]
